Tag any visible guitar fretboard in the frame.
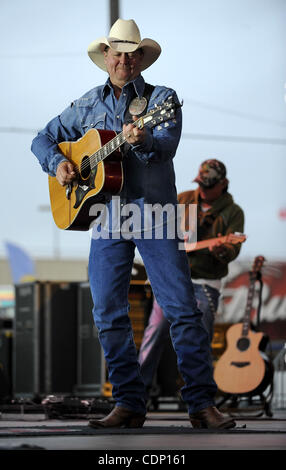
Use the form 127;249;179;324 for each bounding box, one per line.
89;132;126;169
241;279;256;336
185;236;228;252
79;96;176;174
241;256;264;337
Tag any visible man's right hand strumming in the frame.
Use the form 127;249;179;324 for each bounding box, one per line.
56;161;76;186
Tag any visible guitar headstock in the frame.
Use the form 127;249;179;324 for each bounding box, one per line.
137;96;182;131
225;232;247;245
251;255;265;274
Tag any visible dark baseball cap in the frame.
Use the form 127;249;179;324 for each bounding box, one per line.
193;159;227;188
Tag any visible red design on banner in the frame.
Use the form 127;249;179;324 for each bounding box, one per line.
279;208;286;220
217;261;286;341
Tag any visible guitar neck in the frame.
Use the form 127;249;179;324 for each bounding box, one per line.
241;281;256;336
86;97;177;171
241;256;265;337
185;235;228;252
89;128;128;170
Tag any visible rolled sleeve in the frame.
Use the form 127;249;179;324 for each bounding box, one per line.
31;103;81;176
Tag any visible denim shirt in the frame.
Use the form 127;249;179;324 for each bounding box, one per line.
31;75;182;234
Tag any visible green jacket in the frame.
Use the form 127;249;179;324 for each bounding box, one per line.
178;188;245;280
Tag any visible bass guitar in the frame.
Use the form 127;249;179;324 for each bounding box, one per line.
214;255;272;395
48;96;180;230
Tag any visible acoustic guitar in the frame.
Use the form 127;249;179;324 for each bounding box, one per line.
48;96;180;230
214;255;270;395
184;232;246;252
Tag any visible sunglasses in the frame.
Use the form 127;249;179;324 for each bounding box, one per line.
198;182;219;190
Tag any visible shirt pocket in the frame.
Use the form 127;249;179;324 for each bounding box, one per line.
81;112;106;133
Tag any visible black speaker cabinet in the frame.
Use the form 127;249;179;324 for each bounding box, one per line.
13;282;46;398
43;282;78;395
13;281;78;398
0;320;13;399
74;283;105;396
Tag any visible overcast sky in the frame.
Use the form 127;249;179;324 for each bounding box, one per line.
1;0;286;264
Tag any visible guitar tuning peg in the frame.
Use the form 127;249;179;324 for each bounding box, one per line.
164;122;169;127
157;125;162;130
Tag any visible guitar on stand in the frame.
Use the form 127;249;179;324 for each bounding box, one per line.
214;256;274;415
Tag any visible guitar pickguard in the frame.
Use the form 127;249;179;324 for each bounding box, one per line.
73;166;97;209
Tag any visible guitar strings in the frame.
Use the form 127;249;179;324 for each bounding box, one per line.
78;112;150;174
73;119;139;175
69;101;173;175
68;129;125;175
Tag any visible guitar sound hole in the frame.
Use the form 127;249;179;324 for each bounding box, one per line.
80;156;91;180
237;337;250;351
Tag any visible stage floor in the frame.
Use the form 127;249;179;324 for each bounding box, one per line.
0;409;285;452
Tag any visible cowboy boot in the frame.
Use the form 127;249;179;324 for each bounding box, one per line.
189;406;236;429
88;406;146;429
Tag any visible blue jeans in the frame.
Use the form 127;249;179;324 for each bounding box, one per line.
138;284;220;391
88;234;217;415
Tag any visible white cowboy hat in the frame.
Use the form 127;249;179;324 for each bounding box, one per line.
87;19;161;71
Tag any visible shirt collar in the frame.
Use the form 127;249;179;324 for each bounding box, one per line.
101;74;145;100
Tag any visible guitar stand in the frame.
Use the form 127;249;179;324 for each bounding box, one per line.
216;379;274;418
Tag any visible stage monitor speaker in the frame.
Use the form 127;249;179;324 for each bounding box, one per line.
13;282;46;399
74;282;105;396
13;281;78;399
44;282;78;395
0;320;13;399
